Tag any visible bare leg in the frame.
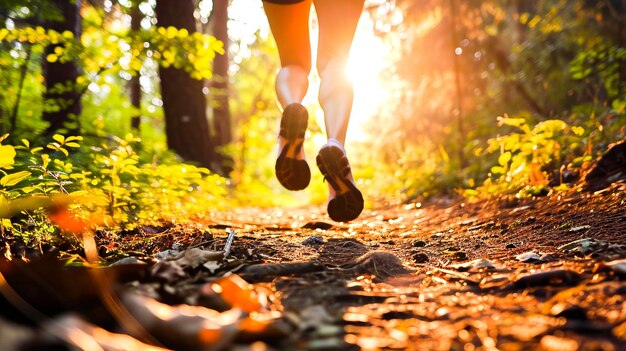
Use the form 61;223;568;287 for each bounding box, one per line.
263;0;313;108
314;0;365;221
314;0;364;144
263;0;314;190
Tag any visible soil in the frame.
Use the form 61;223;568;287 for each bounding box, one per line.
1;182;626;350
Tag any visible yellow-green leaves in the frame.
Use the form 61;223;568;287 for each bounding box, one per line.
0;145;16;168
471;113;588;199
571;126;585;136
151;26;222;80
47;134;82;157
1;171;31;187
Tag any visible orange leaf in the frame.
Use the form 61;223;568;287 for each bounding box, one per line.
47;205;90;233
213;274;262;313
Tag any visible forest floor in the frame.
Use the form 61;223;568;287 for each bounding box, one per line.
1;183;626;350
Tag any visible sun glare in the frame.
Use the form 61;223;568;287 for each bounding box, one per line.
303;14;392;143
346;16;390;141
228;3;392;144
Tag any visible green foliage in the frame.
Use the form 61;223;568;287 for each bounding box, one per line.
0;17;222;137
357;0;626;203
0;133;228;238
464;114;588;198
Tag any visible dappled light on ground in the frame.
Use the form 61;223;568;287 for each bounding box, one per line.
1;183;626;349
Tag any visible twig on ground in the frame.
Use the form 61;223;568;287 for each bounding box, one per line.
223;228;236;258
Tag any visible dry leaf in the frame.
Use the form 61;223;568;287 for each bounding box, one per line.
44;314;169;351
122;293;240;351
213;274;264;313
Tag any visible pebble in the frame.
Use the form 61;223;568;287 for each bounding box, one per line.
302;236;325;246
413;252;429;263
412;240;426;248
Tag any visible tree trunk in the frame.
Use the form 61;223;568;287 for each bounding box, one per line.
155;0;219;172
211;0;233;174
42;0;82;136
130;1;142;131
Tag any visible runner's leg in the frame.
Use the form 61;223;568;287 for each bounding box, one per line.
263;0;314;190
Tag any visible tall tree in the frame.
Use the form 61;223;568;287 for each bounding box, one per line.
42;0;82;135
210;0;233;174
130;0;142;132
155;0;219;171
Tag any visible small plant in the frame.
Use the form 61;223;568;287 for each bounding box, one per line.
0;132;228;240
465;113;587;199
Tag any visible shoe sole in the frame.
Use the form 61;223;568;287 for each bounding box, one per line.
275;104;310;191
316;146;364;222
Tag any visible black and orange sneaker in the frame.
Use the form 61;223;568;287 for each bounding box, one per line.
316;140;363;222
275;103;311;191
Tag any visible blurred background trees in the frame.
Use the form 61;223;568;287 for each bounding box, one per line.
0;0;624;207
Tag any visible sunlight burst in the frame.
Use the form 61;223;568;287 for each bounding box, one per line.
346;16;391;142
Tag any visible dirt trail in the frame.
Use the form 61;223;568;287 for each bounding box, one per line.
1;184;626;350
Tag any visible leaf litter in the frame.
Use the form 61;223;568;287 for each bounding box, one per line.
1;186;626;350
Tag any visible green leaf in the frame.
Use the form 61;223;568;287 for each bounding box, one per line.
0;145;16;168
1;171;32;187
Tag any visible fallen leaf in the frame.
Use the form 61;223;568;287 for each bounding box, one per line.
121;292;240;351
596;258;626;274
568;225;591;232
204;260;222;274
558;238;606;255
213;274;264;313
47;205;90;233
43;314;168;351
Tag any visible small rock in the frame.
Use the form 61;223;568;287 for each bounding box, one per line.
516;251;541;263
412;240;426;248
505;243;516;249
451;251;468;261
109;257;146;266
413;252;429;263
302;221;334;230
302;236;325;246
513;269;581;288
550;303;588;320
525;216;536;224
539;253;556;262
451;258;496;271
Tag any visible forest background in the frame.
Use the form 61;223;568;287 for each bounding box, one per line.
0;0;624;238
